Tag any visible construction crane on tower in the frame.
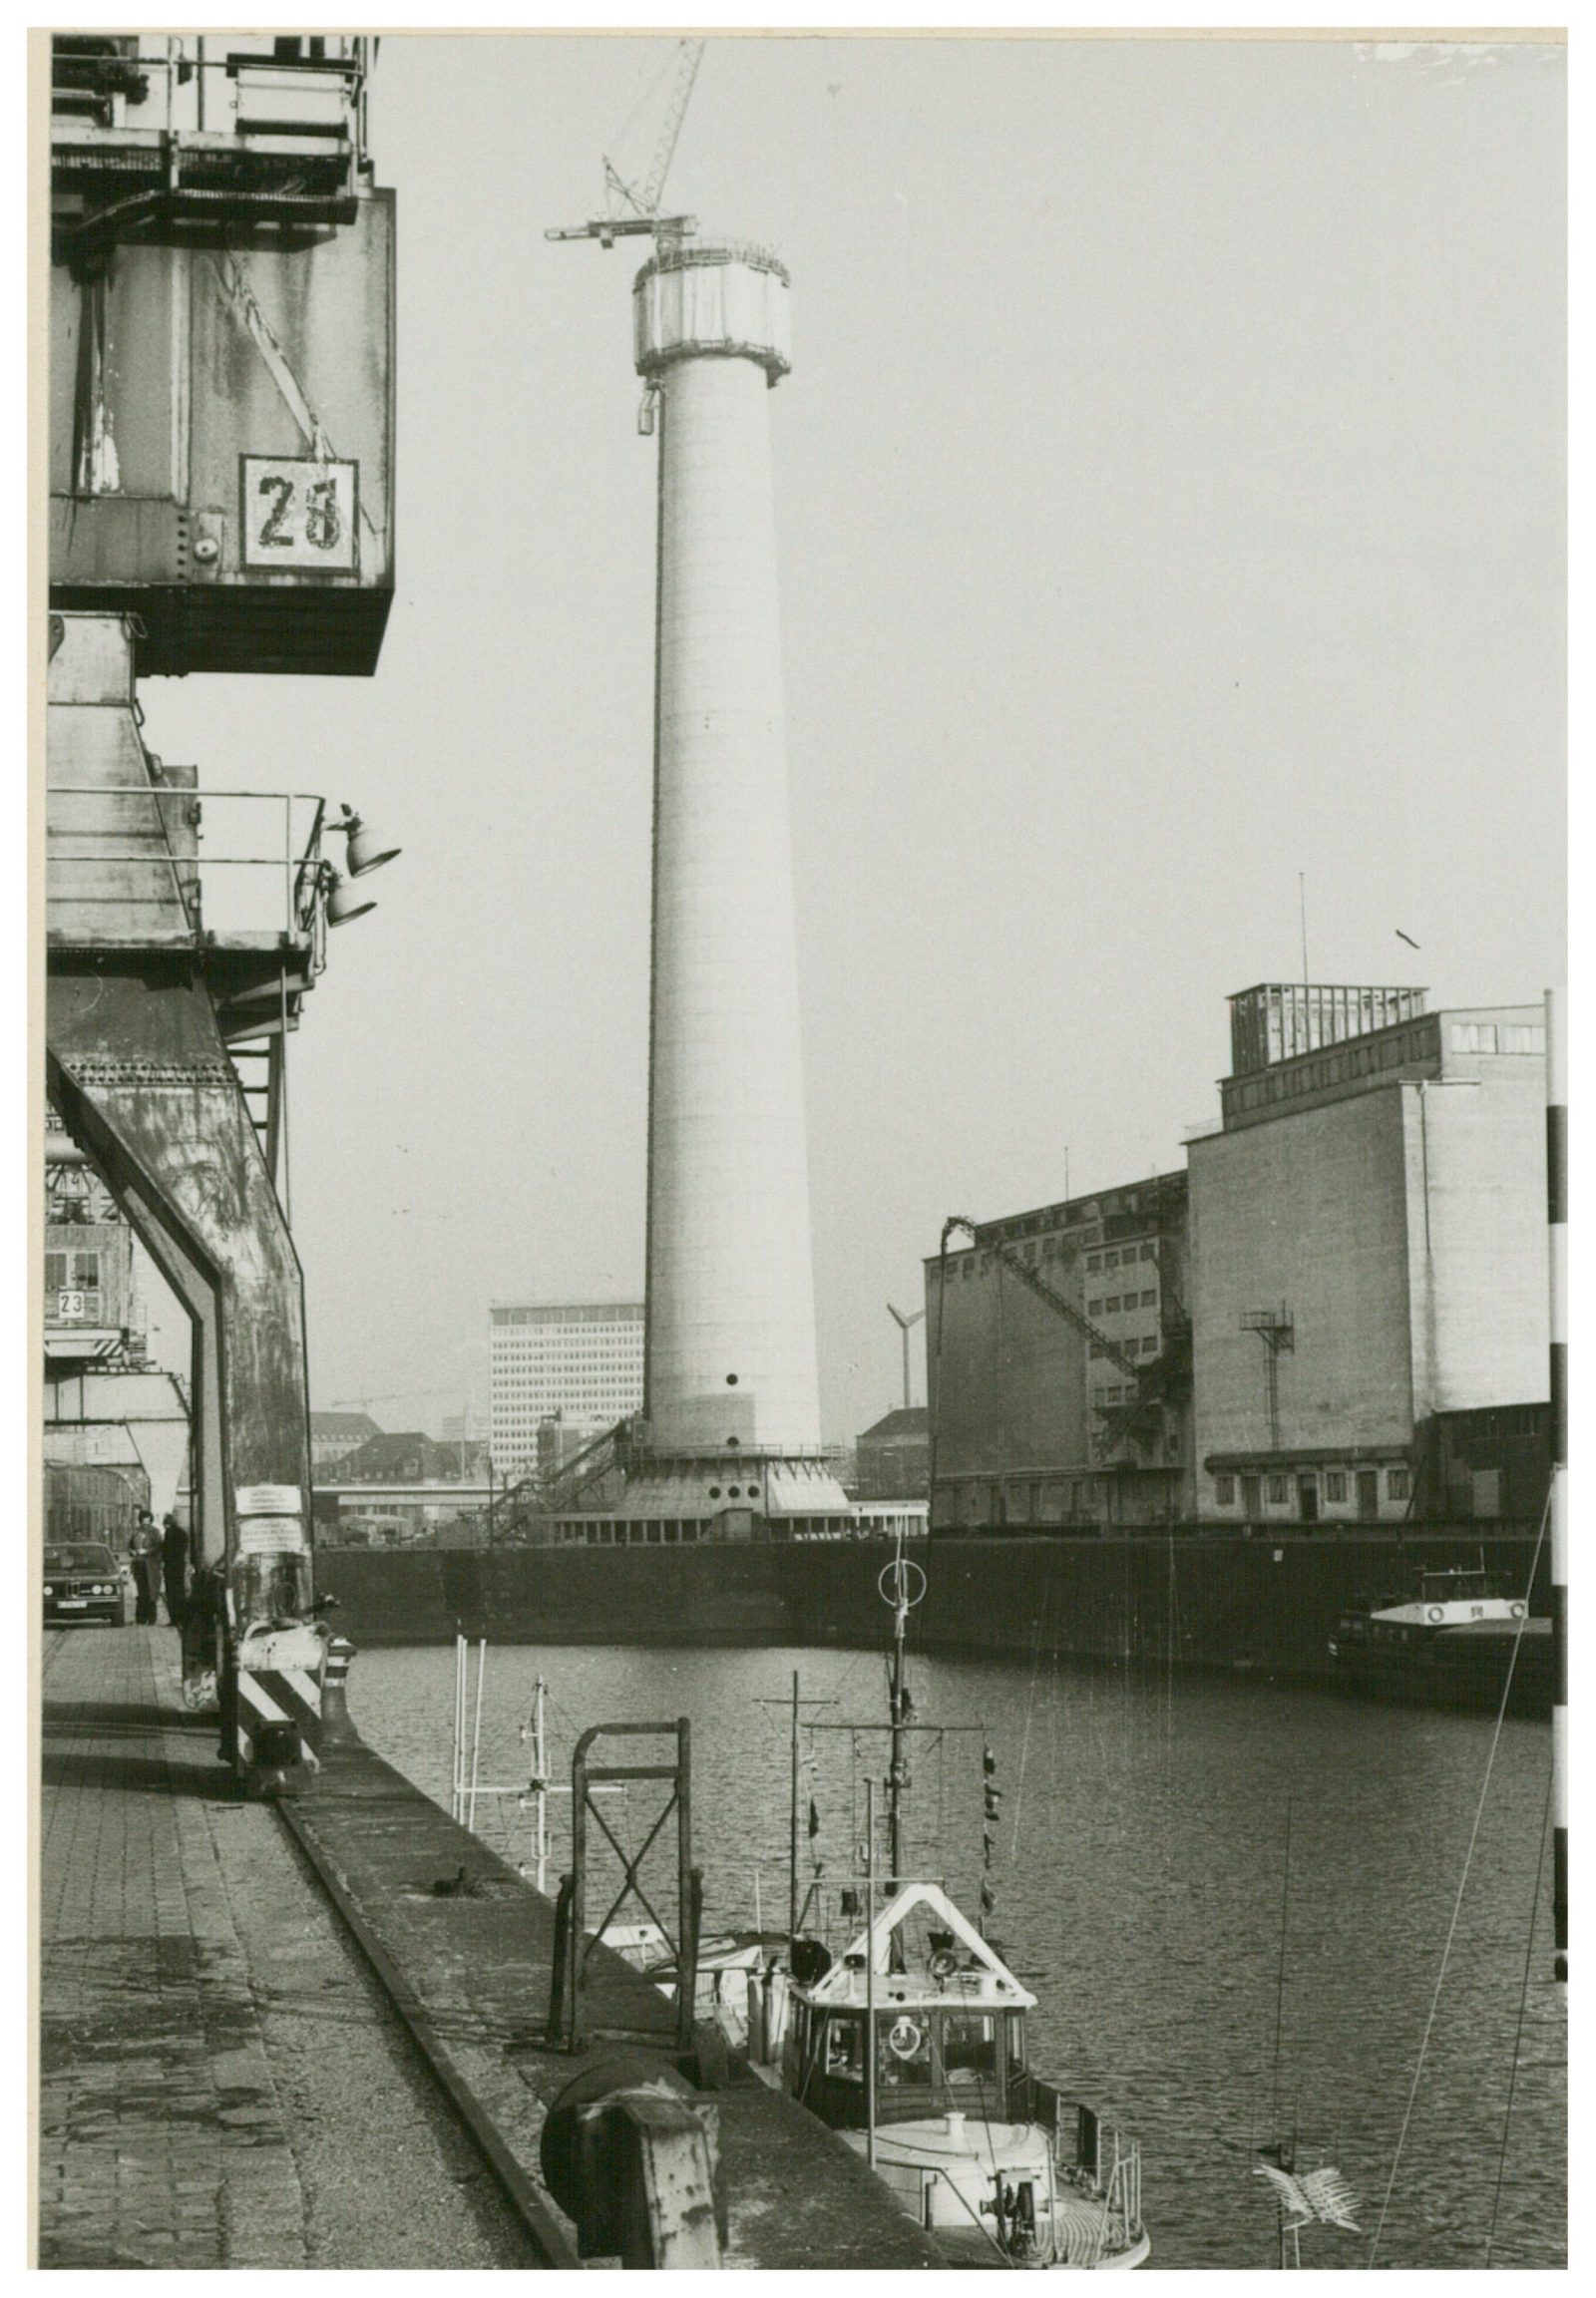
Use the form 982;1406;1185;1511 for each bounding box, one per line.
546;38;705;248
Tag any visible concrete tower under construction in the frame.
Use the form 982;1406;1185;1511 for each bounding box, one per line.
619;240;849;1528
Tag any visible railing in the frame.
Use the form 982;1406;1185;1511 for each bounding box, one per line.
47;783;329;960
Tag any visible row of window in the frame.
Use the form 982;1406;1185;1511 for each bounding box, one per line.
1211;1467;1409;1507
1449;1021;1543;1056
1089;1337;1159;1360
1087;1290;1157;1315
1086;1243;1157;1274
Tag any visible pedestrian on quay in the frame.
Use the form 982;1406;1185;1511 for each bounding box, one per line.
129;1509;162;1625
161;1512;190;1629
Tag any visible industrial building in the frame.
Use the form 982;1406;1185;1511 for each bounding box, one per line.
489;1301;644;1476
1190;985;1548;1526
925;1173;1194;1529
925;984;1549;1534
853;1407;930;1501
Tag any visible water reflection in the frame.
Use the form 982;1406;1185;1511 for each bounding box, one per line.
349;1643;1564;2270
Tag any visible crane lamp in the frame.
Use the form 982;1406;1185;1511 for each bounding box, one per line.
323;868;376;928
337;806;401;879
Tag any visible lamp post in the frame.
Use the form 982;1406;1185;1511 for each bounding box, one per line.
887;1304;925;1412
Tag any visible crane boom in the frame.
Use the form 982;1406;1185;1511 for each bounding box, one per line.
637;38;703;214
943;1216;1144;1381
547;39;705;249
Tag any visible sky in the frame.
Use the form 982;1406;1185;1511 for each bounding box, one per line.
130;32;1565;1447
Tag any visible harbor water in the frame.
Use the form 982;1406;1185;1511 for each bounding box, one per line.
349;1642;1566;2270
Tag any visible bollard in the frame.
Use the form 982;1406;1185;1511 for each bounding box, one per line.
541;2053;725;2268
319;1637;358;1745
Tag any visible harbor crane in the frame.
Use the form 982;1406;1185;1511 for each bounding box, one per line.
546;38;705;249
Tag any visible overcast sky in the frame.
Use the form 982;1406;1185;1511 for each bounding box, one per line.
134;33;1565;1446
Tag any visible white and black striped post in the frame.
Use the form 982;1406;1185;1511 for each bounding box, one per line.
1547;986;1567;1984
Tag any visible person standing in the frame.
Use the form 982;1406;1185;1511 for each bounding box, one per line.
129;1510;162;1625
161;1513;190;1629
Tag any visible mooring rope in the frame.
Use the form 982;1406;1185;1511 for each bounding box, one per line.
1366;1497;1550;2267
1483;1755;1555;2267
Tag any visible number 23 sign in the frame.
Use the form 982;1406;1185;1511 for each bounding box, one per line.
240;456;359;573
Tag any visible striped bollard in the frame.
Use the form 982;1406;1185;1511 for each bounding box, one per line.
1547;987;1567;1984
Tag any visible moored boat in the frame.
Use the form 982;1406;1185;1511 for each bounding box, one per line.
739;1544;1150;2269
1329;1567;1550;1716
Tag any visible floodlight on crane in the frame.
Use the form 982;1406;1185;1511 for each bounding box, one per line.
546;38;705;249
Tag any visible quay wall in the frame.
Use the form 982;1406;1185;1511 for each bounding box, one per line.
315;1526;1548;1680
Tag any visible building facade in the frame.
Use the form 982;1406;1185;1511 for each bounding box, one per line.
855;1407;930;1501
921;985;1548;1537
1190;990;1548;1525
925;1172;1193;1530
489;1302;645;1477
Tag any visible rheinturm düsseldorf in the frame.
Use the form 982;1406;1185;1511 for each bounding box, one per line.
586;241;851;1534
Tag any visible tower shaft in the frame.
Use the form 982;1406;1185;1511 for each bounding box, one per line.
633;244;837;1493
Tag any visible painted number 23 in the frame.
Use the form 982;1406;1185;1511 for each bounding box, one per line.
256;473;342;550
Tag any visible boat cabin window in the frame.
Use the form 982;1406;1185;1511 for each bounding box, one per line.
1004;2012;1027;2083
941;2013;998;2085
877;2012;935;2088
825;2015;865;2081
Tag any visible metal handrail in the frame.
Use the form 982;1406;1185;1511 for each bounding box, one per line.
47;782;328;956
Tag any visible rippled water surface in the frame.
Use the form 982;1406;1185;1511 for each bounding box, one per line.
349;1643;1565;2270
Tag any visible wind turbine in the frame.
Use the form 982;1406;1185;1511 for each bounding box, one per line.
887;1303;926;1411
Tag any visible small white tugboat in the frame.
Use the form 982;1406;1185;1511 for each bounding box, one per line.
744;1548;1149;2269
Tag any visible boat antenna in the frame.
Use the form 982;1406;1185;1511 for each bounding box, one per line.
1271;1798;1293;2165
880;1527;924;1893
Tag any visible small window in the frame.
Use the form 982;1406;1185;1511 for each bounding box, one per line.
1141;1336;1159;1354
1085;1254;1101;1273
1090;1343;1108;1360
1141;1289;1157;1307
1325;1471;1348;1502
940;2013;997;2085
825;2017;865;2081
1088;1299;1104;1316
1388;1467;1410;1500
1104;1251;1119;1269
1267;1475;1288;1504
45;1252;66;1290
1214;1475;1236;1505
1140;1243;1156;1262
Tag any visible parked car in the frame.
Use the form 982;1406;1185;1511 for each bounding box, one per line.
43;1543;125;1627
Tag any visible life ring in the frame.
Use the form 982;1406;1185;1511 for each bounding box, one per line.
1511;1602;1526;1620
887;2016;925;2061
1427;1606;1444;1623
929;1949;961;1984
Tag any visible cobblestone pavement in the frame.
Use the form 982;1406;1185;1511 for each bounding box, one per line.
39;1626;538;2270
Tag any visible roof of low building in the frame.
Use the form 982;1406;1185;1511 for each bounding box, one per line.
311;1410;383;1438
858;1406;930;1443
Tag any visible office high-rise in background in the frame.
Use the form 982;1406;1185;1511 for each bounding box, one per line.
490;1301;644;1478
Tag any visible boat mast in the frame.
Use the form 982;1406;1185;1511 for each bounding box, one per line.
789;1668;800;1950
886;1532;911;1887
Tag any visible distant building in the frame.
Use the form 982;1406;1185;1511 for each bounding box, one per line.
490;1301;644;1476
921;983;1548;1536
855;1406;930;1500
327;1430;467;1484
1190;986;1548;1525
926;1171;1193;1530
310;1410;382;1471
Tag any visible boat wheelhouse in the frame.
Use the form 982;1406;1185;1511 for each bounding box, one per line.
771;1878;1147;2269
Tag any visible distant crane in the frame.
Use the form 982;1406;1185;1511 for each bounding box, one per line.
546;38;705;249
